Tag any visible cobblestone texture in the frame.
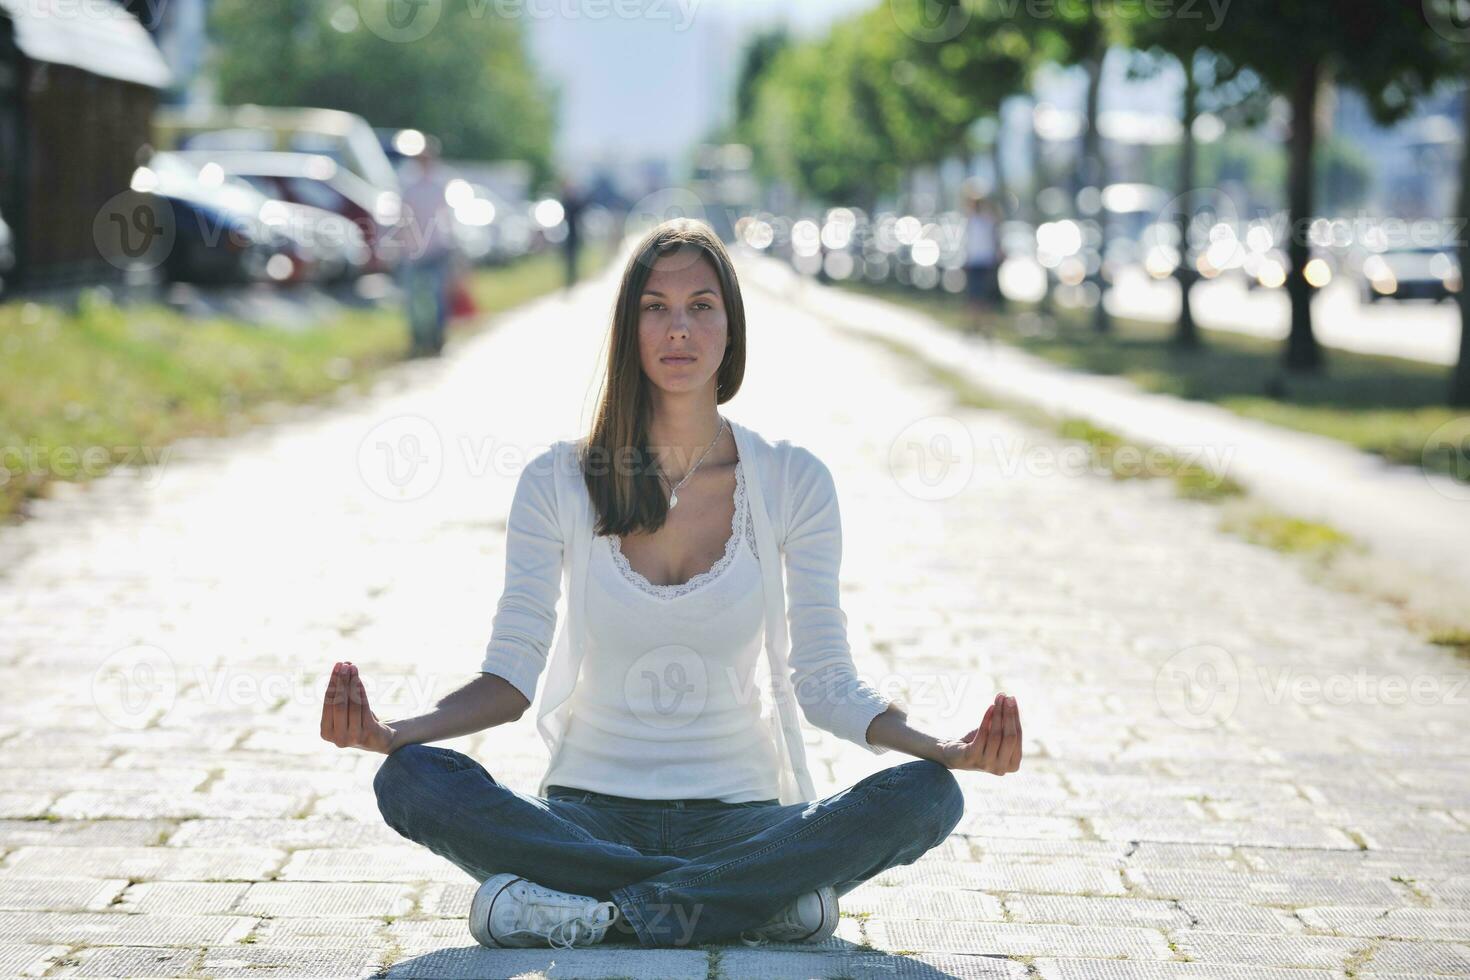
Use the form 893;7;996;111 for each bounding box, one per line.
1;254;1466;977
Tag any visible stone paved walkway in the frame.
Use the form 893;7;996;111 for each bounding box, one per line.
0;248;1467;978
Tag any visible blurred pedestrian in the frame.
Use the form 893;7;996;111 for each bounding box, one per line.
963;190;1004;337
559;177;587;294
399;135;459;355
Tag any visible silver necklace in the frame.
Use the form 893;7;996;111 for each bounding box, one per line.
658;415;727;509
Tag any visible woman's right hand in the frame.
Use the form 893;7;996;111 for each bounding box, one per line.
320;662;398;755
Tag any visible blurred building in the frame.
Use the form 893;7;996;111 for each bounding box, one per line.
121;0;214;106
0;0;171;291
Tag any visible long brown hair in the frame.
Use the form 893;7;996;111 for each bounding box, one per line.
581;218;747;537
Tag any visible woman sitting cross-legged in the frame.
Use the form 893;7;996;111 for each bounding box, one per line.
319;218;1025;950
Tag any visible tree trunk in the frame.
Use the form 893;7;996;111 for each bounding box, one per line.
1082;48;1111;333
1284;58;1323;373
1030;94;1056;318
1173;50;1200;349
990;133;1008;214
1451;82;1470;406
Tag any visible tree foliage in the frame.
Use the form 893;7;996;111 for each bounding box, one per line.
209;0;556;185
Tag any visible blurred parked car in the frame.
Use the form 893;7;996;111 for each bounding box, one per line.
1360;245;1461;303
130;153;283;285
142;153;372;285
0;208;14;296
155;105;400;197
168;150;404;274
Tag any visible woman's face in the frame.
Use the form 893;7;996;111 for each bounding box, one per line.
636;251;728;397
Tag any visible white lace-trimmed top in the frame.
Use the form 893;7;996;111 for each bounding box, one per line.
607;458;760;598
540;458;784;802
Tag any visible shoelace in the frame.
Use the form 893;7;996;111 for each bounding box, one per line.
737;901;794;947
546;901;617;950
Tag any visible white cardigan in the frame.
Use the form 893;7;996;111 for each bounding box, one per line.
480;417;893;805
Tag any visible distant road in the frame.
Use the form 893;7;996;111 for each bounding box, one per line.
1104;266;1462;367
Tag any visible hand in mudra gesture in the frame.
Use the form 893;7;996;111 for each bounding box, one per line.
320;661;397;755
939;693;1022;775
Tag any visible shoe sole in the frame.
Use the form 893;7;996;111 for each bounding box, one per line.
746;886;840;945
806;886;839;943
469;874;521;948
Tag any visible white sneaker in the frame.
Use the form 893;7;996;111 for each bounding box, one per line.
738;885;839;946
469;873;621;949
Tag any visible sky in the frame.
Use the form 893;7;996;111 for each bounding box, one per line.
525;0;874;173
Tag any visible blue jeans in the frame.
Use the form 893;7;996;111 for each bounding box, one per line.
372;743;965;947
401;252;452;352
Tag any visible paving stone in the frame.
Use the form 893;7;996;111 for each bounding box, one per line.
1358;937;1470;974
865;919;1173;958
839;886;1005;920
1;845;283;881
0;942;70;977
44;945;200;977
277;847;469;883
0;877;126;912
1297;904;1470;941
958;802;1091;830
111;881;250;915
1127;868;1406;905
0;794;57;818
209;770;362;797
49;790;309;821
166;817;403;850
870;862;1126;896
717;949;1029;978
0;819;176;849
1122;843;1247;872
0;911;255;946
250;916;391;948
969;838;1130;863
311;791;391;821
417;881;476;918
235;882;415;918
1066;775;1307;804
1171;929;1369;968
1176;900;1303;934
379;946;709;979
1234;845;1470;877
1005;894;1192;929
0;769;210;794
1423;875;1470;907
195;944;384;979
1033;960;1344;979
1089;817;1359;850
106;747;363;774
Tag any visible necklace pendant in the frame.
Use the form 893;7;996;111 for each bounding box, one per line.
669;492;679;508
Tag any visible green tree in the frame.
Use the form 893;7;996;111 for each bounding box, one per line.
1206;0;1452;374
1003;0;1133;333
1423;0;1470;406
1127;14;1267;350
208;0;556;187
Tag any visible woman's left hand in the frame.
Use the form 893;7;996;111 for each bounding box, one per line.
936;693;1022;775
